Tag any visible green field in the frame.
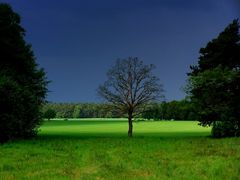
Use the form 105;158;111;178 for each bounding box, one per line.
0;120;239;179
39;119;211;137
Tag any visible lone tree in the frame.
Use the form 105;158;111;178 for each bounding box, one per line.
0;3;48;142
187;19;240;137
98;57;164;137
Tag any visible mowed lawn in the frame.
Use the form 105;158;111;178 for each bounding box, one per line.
0;120;239;179
39;119;211;137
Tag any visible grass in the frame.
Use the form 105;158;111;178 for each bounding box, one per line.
39;120;211;137
0;120;239;179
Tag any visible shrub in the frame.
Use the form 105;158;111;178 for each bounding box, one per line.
212;121;240;138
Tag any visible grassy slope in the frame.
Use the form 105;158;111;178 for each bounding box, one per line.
0;120;239;179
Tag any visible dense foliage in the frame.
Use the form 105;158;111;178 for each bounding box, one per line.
142;99;199;120
42;100;198;120
43;109;56;120
0;3;48;142
42;103;119;119
187;19;240;137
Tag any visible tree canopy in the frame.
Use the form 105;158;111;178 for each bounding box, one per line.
189;19;240;75
0;3;48;142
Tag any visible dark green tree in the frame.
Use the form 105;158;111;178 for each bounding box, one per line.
187;19;240;137
142;103;161;120
43;109;56;121
0;3;48;142
189;19;240;75
98;57;164;137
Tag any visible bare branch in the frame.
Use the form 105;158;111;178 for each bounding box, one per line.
98;57;164;117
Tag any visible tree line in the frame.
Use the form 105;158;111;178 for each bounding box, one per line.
42;100;198;120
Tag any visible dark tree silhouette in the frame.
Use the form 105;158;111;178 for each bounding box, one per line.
98;57;164;137
189;19;240;76
187;19;240;137
0;3;48;142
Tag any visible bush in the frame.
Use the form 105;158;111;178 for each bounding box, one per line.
212;121;240;138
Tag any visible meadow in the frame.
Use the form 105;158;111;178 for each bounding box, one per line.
0;120;239;179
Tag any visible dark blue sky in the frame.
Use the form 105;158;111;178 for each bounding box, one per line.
2;0;239;102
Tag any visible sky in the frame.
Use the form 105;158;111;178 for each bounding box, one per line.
1;0;240;102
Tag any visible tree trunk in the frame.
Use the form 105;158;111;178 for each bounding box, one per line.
128;110;133;137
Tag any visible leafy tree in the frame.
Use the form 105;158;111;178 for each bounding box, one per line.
98;57;164;137
0;3;48;142
187;19;240;137
189;19;240;75
43;109;56;121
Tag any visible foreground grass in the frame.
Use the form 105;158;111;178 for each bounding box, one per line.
0;120;239;179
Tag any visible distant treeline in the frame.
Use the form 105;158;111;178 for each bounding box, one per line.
42;99;199;120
